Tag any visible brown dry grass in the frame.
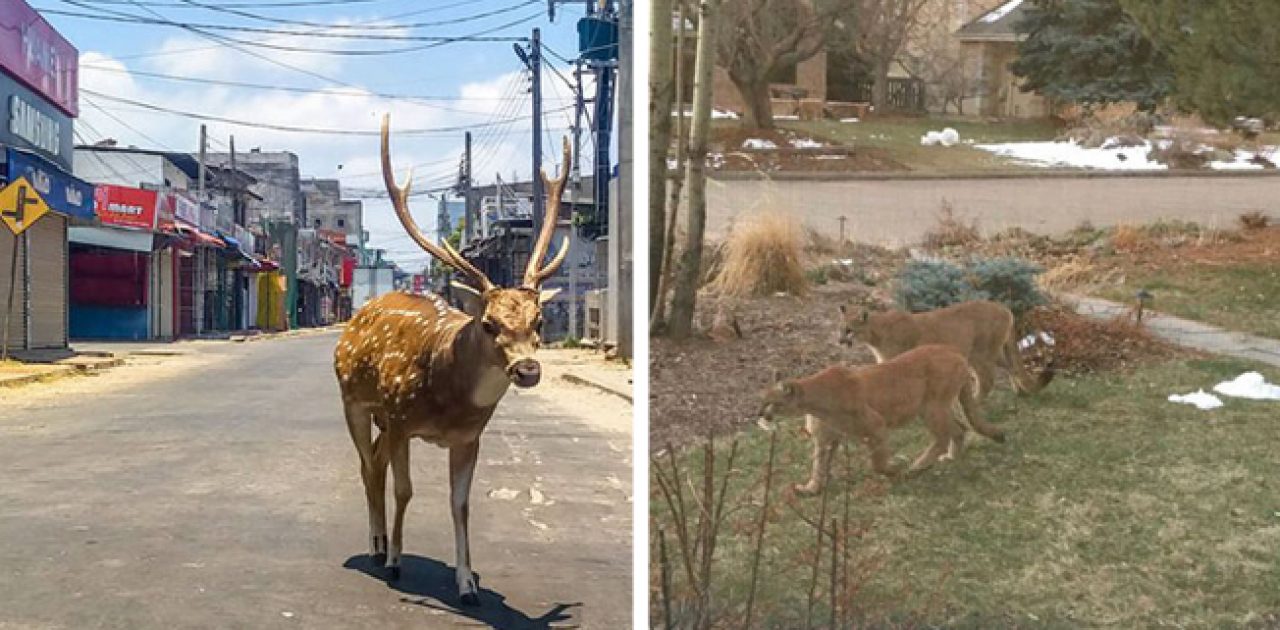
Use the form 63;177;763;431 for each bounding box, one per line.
1239;211;1270;231
1023;303;1189;375
709;211;809;298
1110;223;1146;252
1039;257;1120;292
921;200;980;250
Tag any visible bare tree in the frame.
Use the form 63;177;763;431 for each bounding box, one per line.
652;0;692;332
717;0;844;129
667;0;719;340
854;0;930;112
650;0;675;314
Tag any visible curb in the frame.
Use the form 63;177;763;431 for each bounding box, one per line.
561;372;633;403
0;365;77;388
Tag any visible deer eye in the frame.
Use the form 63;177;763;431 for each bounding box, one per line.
482;319;500;336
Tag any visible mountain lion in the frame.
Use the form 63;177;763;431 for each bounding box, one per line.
758;345;1006;495
838;300;1053;398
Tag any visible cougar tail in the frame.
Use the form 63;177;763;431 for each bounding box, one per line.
956;366;1005;443
1005;335;1055;396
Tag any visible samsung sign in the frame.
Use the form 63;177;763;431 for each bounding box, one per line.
0;73;72;170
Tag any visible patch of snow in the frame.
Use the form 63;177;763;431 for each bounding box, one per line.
982;0;1026;23
975;139;1167;170
775;114;800;121
1208;147;1279;170
1213;372;1280;400
1168;390;1224;410
488;488;521;500
840;117;860;123
713;109;739;120
789;137;825;149
666;158;678;170
742;138;777;150
814;155;847;160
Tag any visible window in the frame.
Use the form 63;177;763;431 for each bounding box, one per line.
337;218;346;228
314;218;322;227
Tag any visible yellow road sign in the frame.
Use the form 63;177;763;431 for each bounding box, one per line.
0;177;51;235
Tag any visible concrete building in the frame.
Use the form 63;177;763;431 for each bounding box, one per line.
955;0;1053;118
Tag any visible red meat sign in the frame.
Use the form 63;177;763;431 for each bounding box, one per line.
94;185;158;231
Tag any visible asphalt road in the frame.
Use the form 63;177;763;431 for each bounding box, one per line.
706;173;1280;244
0;333;632;629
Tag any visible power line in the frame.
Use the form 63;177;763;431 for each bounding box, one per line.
82;88;565;135
73;0;387;7
172;0;538;31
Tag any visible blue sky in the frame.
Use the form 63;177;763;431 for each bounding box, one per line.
35;0;594;272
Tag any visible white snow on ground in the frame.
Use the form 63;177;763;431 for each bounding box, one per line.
982;0;1025;23
775;114;800;121
1213;372;1280;400
742;138;777;150
789;138;825;149
976;140;1166;170
1168;390;1224;410
975;139;1280;171
840;117;860;123
677;107;740;119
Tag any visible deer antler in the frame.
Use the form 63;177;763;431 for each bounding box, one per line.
523;136;572;289
382;114;495;293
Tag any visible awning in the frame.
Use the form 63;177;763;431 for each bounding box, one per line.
217;232;242;251
175;221;224;248
69;226;156;252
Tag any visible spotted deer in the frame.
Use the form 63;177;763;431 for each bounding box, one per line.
334;114;569;605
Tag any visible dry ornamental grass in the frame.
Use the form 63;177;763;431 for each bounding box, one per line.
709;211;809;298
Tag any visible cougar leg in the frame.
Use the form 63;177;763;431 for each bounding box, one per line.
344;401;388;564
387;434;412;580
959;380;1006;444
911;405;953;472
858;409;901;478
450;439;482;606
795;436;837;496
975;361;996;399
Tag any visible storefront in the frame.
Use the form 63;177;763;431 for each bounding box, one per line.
69;184;158;340
0;0;79;354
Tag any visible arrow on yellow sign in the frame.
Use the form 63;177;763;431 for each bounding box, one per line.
0;176;51;235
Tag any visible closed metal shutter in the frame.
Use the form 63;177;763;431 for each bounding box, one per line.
0;228;26;351
27;214;68;349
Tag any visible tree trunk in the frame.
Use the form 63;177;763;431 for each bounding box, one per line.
871;57;891;113
651;1;689;332
733;72;775;130
668;0;719;340
649;0;675;314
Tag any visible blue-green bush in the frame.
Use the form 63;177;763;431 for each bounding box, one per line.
894;256;1046;316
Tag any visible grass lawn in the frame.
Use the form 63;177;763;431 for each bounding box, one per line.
1096;263;1280;340
785;116;1061;172
652;358;1280;627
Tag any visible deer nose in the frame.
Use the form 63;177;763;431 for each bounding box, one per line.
509;359;541;388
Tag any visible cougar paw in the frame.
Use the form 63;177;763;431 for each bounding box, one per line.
793;482;820;497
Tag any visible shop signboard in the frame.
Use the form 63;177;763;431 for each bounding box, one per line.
94;184;158;231
6;147;94;220
0;0;78;117
0;72;73;170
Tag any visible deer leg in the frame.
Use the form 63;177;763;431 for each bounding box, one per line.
367;430;394;565
386;435;412;580
344;402;388;564
449;439;482;606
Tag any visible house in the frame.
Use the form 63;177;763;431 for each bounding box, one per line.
955;0;1053;118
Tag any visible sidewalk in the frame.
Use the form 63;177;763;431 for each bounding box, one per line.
1067;294;1280;368
542;348;633;402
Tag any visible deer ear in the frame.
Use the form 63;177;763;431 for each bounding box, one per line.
450;281;484;317
538;288;562;305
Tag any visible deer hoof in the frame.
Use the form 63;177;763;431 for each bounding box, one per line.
387;566;401;581
370;553;386;567
460;592;480;607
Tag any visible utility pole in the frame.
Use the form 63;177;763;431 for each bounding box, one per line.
515;28;545;261
531;28;545;248
195;124;207;335
616;0;632;358
462;131;475;244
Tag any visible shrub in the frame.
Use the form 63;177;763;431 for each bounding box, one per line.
806;266;829;286
1239;211;1270;231
894;256;1048;316
894;259;988;313
968;257;1048;317
709;211;808;297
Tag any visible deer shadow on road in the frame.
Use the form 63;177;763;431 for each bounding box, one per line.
343;554;581;629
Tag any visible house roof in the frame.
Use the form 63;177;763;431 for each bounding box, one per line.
956;0;1028;42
